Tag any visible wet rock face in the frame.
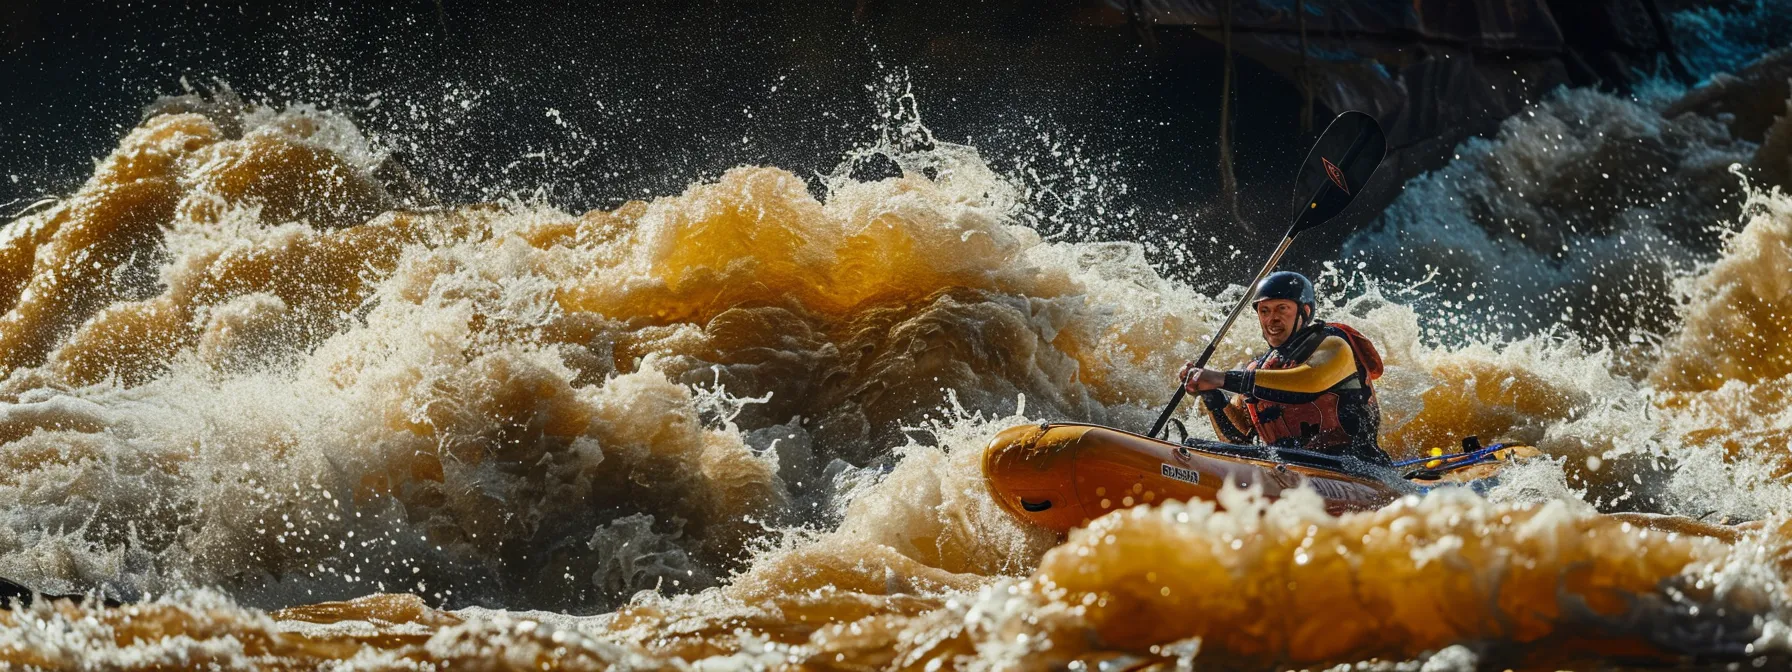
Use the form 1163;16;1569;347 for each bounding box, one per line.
1664;48;1792;189
1333;42;1792;345
1124;0;1687;171
1666;48;1792;142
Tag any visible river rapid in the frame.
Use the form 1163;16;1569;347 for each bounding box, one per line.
5;50;1792;671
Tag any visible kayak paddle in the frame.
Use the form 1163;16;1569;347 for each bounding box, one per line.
1147;111;1387;440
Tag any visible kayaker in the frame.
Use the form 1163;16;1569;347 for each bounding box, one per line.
1178;271;1391;465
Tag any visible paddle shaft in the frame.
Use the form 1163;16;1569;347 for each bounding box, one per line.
1146;230;1295;439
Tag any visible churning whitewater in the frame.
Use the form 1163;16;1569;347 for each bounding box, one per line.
3;70;1792;668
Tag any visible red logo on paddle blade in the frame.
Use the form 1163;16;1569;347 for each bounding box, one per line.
1323;157;1349;193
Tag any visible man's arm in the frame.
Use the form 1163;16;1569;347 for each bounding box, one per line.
1221;335;1356;396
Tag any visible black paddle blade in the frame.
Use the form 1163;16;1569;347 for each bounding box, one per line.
1289;111;1386;235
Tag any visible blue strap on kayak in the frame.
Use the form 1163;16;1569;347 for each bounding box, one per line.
1392;443;1507;468
1397;443;1508;480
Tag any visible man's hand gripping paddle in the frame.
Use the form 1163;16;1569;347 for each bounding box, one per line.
1147;111;1387;440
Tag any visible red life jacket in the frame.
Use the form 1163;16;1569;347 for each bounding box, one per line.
1243;322;1382;452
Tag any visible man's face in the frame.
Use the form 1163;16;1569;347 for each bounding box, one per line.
1256;299;1302;347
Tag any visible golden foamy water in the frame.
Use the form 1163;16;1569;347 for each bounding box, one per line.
0;96;1789;670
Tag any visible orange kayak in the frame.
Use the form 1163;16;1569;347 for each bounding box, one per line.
982;422;1413;534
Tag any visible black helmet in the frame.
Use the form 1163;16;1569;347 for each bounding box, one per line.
1252;271;1316;314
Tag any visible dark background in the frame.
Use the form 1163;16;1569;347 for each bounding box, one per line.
1;0;1323;287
